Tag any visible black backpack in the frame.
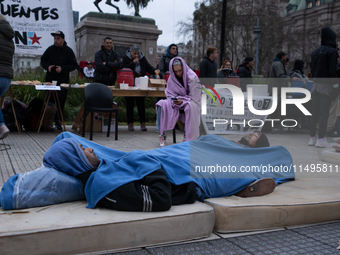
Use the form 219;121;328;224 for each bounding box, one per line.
3;100;29;132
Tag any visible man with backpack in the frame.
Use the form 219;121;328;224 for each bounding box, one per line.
236;56;253;92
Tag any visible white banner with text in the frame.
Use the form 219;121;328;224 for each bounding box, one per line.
1;0;75;55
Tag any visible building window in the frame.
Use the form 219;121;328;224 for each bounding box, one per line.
21;61;24;67
307;1;313;8
316;0;321;6
27;61;30;67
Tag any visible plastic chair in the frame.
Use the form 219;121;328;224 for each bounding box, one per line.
82;83;118;140
290;80;304;97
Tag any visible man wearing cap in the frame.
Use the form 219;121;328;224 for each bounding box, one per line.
236;56;254;92
83;61;95;81
94;37;121;86
41;30;78;130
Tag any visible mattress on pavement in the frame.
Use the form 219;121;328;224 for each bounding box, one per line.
0;201;215;255
320;147;340;165
205;178;340;233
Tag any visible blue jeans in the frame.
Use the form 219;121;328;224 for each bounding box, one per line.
156;106;161;133
0;77;11;126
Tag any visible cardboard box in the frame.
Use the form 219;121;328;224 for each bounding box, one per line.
78;114;102;133
102;118;116;132
148;79;166;90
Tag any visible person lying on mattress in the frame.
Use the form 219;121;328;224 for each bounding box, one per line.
41;132;294;212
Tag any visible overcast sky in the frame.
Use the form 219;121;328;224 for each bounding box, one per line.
71;0;197;46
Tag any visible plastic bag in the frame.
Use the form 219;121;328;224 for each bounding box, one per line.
0;166;85;210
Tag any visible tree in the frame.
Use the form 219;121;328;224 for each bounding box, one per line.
177;0;289;75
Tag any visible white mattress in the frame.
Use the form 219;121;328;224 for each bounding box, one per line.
205;178;340;233
0;201;214;255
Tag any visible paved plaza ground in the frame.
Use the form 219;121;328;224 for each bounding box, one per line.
1;126;340;254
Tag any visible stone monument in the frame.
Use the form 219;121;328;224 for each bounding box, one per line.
74;12;162;63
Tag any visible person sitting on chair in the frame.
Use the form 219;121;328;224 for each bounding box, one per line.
156;57;201;147
40;132;294;212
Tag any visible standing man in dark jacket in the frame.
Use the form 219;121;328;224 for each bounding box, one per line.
199;47;218;87
308;26;339;148
0;15;14;139
237;56;254;92
41;30;78;130
158;43;178;78
199;47;218;78
94;37;121;85
120;45;159;132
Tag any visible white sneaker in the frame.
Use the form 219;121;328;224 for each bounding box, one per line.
159;134;166;147
308;136;317;146
315;138;329;148
0;125;10;140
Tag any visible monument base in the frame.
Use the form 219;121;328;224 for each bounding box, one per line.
74;12;162;63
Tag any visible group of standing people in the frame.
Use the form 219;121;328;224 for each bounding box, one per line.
1;11;339;152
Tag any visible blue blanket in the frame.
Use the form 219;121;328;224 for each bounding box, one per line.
45;132;294;209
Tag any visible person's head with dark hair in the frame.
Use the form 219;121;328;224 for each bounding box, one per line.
276;51;286;61
293;59;304;73
242;56;254;68
167;43;178;58
103;37;113;53
206;46;218;60
238;130;270;148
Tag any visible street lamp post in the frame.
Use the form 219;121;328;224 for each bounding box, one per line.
253;17;261;75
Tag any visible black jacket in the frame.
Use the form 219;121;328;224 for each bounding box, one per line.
0;20;14;79
237;64;252;78
199;56;217;78
41;42;78;84
120;50;156;78
94;46;121;85
237;64;253;92
311;27;338;78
